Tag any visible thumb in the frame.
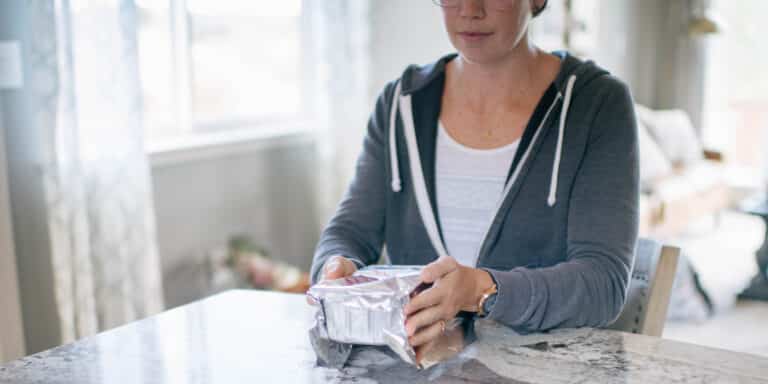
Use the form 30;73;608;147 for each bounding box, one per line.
323;256;353;280
420;256;458;283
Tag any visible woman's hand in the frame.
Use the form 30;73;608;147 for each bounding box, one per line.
306;255;359;305
403;256;494;348
320;255;358;281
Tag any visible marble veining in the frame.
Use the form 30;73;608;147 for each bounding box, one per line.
2;290;767;383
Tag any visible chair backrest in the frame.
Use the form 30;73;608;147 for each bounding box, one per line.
607;238;680;337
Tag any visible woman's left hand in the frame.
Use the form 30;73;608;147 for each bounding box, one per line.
403;256;494;347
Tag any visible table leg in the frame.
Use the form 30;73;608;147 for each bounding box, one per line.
739;217;768;301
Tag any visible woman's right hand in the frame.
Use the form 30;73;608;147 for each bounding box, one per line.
307;255;358;305
320;255;358;281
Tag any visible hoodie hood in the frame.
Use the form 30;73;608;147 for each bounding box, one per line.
387;52;610;259
398;52;609;97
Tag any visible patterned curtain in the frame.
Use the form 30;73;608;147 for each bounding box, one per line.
303;0;373;224
27;0;163;341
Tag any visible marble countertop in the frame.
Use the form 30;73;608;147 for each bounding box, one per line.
2;290;767;383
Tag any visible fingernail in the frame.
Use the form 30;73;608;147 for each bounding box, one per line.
325;260;340;272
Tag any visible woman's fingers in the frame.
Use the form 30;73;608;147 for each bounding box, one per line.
409;317;445;347
404;284;442;316
322;255;357;281
405;303;448;338
306;256;358;305
420;256;459;283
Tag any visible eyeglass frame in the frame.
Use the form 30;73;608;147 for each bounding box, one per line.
432;0;548;16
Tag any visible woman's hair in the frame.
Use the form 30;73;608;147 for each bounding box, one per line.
532;0;548;17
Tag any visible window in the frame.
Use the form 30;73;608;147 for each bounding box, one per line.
136;0;307;145
136;2;174;138
701;0;768;186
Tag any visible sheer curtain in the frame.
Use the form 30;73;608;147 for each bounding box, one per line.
26;0;163;341
0;104;26;361
303;0;373;224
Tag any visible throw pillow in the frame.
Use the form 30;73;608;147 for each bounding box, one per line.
635;104;704;167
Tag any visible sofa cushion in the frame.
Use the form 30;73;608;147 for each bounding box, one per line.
651;161;725;201
635;104;704;168
644;161;730;236
637;118;674;191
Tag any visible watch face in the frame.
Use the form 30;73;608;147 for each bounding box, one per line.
482;292;498;315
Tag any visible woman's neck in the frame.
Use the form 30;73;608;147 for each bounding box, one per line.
446;42;558;112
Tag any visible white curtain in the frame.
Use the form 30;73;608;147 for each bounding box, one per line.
303;0;374;224
0;104;26;361
27;0;163;341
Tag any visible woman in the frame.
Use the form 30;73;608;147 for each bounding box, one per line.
310;0;639;350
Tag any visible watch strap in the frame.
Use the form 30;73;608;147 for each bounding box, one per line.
477;283;498;318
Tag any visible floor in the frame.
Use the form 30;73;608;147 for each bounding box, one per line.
658;211;768;357
664;299;768;357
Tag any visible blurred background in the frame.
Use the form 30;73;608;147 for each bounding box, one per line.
1;0;767;363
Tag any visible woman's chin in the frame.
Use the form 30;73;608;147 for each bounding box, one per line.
456;49;509;66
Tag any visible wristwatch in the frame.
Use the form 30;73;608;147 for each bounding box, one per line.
477;283;498;318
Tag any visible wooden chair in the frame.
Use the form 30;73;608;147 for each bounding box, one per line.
607;238;680;337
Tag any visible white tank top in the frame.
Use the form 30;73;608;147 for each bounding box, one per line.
435;122;520;267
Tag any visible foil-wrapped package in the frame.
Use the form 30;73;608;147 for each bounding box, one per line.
307;265;474;369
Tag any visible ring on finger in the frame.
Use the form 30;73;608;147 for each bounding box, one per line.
439;319;446;334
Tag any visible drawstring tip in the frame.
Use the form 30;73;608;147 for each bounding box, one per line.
547;196;556;207
391;180;402;192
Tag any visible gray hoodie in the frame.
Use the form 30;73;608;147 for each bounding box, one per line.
311;52;639;333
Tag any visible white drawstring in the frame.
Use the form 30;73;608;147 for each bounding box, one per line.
391;73;576;220
389;73;576;261
548;75;577;207
400;93;450;258
387;81;448;256
389;81;402;192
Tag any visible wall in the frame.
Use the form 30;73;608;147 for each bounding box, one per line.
151;137;321;308
368;0;453;100
594;0;707;129
593;0;656;104
653;0;708;130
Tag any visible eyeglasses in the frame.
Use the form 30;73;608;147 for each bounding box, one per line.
432;0;518;11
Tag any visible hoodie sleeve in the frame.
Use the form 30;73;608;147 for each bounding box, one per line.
309;82;397;284
485;77;639;332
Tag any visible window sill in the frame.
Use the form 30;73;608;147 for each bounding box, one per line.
147;122;315;168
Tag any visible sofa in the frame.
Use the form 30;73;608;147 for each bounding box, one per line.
635;105;733;237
